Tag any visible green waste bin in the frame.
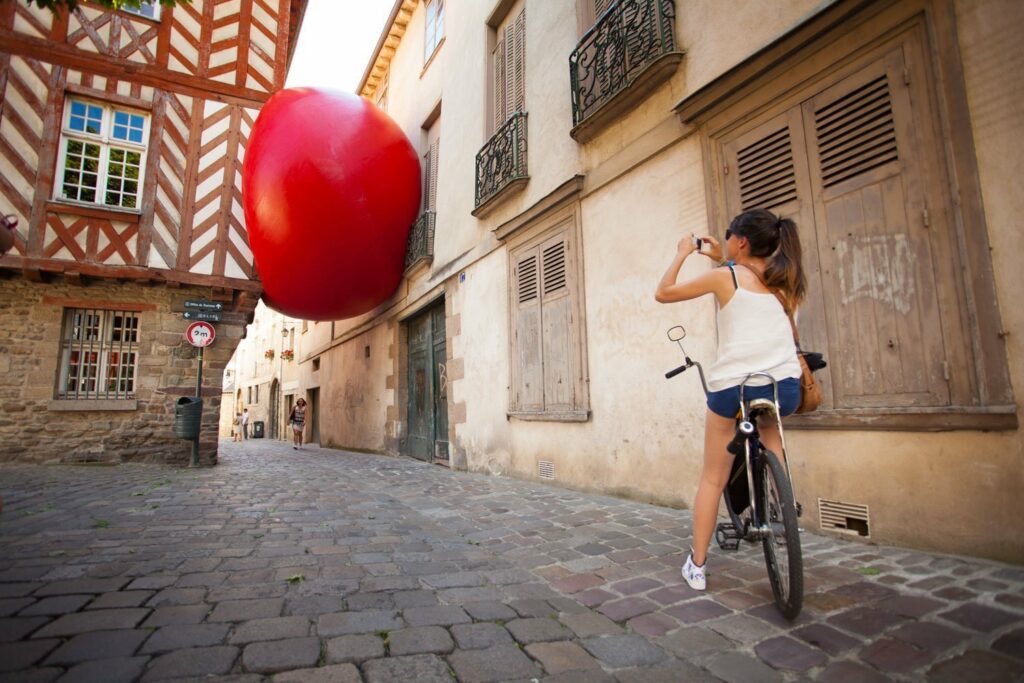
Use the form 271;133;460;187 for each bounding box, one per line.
174;396;203;439
252;421;265;438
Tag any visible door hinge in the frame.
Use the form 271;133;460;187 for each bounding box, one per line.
922;208;930;228
723;163;729;176
903;67;910;85
941;361;951;382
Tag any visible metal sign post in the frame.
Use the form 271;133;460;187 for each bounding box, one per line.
184;321;216;467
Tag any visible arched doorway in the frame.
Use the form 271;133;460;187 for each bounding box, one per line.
269;379;280;439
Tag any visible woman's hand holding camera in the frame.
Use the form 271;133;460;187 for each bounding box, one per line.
677;233;723;262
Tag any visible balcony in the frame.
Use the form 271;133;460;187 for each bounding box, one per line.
569;0;684;143
472;112;528;218
405;210;435;272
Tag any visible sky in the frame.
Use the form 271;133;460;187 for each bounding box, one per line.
285;0;396;92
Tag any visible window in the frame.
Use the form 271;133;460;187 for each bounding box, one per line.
56;97;149;210
424;0;445;62
57;309;139;400
255;385;260;404
375;72;388;112
247;386;252;404
492;5;526;132
121;1;160;20
509;216;589;420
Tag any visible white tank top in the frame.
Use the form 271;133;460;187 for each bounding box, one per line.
706;268;802;392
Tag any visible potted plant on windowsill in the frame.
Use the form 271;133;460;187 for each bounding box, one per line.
281;349;295;361
264;349;275;360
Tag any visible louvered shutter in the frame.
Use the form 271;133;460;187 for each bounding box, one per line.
492;39;505;131
539;233;574;410
594;0;611;18
503;25;517;120
422;148;433;213
512;9;526;114
802;49;949;409
428;138;439;212
513;248;543;410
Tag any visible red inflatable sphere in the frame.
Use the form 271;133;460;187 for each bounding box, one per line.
243;88;421;320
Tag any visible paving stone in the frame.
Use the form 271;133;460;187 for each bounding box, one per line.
993;628;1024;661
450;622;514;650
875;594;944;618
609;577;662;595
403;604;470;627
284;595;346;616
140;623;231;653
509;598;557;617
324;633;386;663
32;608;149;638
18;595;92;617
706;651;783;683
0;639;60;672
86;591;153;610
207;598;283;622
228;615;309;644
448;645;542;682
525;641;602;675
0;669;62;683
551;573;606;594
56;656;148;683
581;634;667;667
791;623;860;655
363;654;454;682
146;589;206;608
393;590;439;609
140;646;239;681
560;611;622;638
664;599;731;624
125;576;177;591
575;588;617;607
461;600;517;622
505;617;572;644
926;649;1024;683
754;636;827;672
542;670;616;683
0;617;46;642
815;661;892;683
241;636;320;674
825;606;906;637
138;604;209;628
626;611;678;637
273;663;363;683
598;596;657;622
0;598;35;617
317;609;404;636
859;637;936;673
42;629;148;665
345;591;395;611
938;603;1019;632
889;621;970;652
614;661;722;683
33;579;127;597
388;625;454;655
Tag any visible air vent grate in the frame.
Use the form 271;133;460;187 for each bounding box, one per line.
737;127;797;211
538;460;555;480
818;498;870;537
815;74;898;188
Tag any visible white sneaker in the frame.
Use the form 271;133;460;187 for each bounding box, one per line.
682;553;706;591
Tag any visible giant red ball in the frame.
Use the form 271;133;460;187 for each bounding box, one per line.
243;88;421;320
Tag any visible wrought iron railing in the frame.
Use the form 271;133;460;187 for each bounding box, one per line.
569;0;677;127
474;112;528;209
405;210;435;270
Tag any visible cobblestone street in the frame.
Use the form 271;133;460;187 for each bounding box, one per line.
1;439;1022;682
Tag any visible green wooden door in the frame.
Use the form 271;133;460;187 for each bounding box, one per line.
407;301;448;462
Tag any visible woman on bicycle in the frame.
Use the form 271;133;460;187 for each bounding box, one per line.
655;208;807;591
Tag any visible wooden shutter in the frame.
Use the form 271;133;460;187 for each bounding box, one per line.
428;137;439;212
492;39;505;131
513;248;543;410
802;49;950;409
539;233;574;411
422;148;433;212
594;0;611;18
512;9;526;114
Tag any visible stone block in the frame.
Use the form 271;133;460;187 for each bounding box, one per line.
139;623;231;654
229;616;309;644
207;598;283;622
273;664;362;683
325;634;386;664
363;654;454;683
506;617;571;644
59;657;148;683
525;641;602;675
44;629;150;665
402;605;470;627
32;608;149;638
317;610;404;637
18;595;92;616
451;622;514;650
141;646;239;681
0;639;60;672
448;645;542;682
241;636;320;674
582;634;667;668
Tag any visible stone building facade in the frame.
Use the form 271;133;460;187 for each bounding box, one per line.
0;1;307;465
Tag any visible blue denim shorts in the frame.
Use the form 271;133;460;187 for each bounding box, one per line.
707;377;800;419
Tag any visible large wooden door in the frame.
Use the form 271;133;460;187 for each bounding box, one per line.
407;301;448;462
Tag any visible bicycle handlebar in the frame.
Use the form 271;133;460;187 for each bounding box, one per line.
665;363;689;379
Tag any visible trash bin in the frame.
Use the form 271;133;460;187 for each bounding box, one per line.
173;396;203;439
252;420;265;438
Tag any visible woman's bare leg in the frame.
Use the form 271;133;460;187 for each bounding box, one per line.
691;410;738;566
758;418;784;463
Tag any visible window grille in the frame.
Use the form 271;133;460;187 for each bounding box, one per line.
58;308;139;399
121;0;160;20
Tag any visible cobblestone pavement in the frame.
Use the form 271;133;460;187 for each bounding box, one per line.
1;439;1023;683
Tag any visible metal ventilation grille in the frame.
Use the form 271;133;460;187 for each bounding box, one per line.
815;74;898;188
538;460;555;480
542;241;566;295
518;255;538;303
737;127;797;210
819;498;870;537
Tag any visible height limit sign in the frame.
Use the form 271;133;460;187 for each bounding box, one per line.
185;321;216;348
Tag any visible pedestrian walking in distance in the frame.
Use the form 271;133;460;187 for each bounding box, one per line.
241;408;250;440
654;208;807;591
289;398;307;450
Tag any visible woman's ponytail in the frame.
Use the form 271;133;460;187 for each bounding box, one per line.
763;217;806;310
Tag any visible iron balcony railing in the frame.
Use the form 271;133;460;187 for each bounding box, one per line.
570;0;677;127
474;111;528;210
405;210;435;270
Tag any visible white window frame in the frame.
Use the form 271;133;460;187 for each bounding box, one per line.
424;0;445;63
54;96;150;212
57;308;140;400
121;1;161;21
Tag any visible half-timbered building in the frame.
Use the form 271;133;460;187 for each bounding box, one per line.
0;0;306;465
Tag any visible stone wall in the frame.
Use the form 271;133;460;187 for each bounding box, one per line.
0;275;253;466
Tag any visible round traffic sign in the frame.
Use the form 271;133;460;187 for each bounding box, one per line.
185;321;216;347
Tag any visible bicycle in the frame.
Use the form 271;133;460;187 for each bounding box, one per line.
665;325;804;620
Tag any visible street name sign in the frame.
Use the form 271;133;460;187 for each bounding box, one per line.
185;321;216;347
184;299;223;311
183;310;221;322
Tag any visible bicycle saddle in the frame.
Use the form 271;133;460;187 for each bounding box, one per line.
747;398;778;420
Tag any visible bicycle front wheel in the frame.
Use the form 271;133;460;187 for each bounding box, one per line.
758;448;803;620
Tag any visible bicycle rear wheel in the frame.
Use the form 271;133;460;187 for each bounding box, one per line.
758;448;803;619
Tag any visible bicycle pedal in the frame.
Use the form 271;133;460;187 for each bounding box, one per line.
796;501;803;518
715;522;742;551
